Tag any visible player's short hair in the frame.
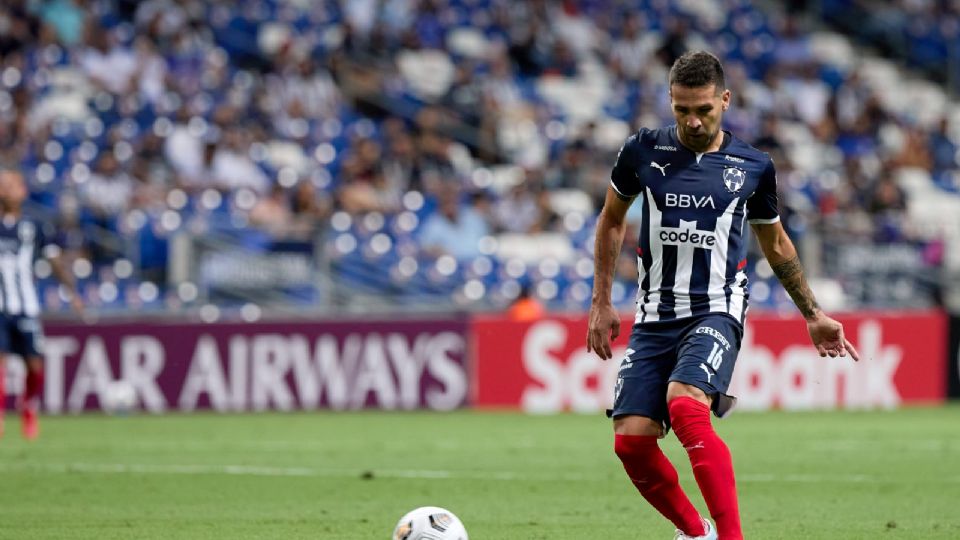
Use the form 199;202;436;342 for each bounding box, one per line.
669;50;725;93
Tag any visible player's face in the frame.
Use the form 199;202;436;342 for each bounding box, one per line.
669;84;730;152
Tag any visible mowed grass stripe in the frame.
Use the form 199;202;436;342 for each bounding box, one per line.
0;461;959;486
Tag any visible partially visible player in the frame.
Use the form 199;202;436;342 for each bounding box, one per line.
0;167;83;439
587;51;858;539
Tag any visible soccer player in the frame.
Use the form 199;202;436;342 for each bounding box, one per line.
587;51;859;540
0;167;83;439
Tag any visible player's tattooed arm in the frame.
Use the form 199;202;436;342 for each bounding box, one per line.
754;222;858;360
591;189;631;305
770;255;821;320
588;186;634;359
752;221;823;321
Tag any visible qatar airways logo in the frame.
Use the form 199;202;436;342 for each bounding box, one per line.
659;224;717;247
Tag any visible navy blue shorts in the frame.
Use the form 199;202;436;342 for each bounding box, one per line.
607;313;743;428
0;316;45;359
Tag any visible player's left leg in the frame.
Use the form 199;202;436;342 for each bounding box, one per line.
21;356;43;440
667;314;744;540
11;317;45;440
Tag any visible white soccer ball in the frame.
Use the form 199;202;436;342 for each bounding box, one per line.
102;380;137;415
392;506;468;540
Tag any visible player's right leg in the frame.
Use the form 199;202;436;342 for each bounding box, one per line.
667;314;745;540
608;324;706;537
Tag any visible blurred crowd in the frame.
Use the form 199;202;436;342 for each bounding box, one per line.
821;0;960;90
0;0;956;313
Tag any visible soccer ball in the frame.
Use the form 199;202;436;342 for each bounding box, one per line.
102;380;137;415
392;506;468;540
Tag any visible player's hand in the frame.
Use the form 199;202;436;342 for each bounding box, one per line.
587;301;620;360
806;314;859;361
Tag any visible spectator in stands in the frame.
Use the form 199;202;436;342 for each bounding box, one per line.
80;24;138;95
418;183;490;260
494;182;539;234
265;54;340;121
82;151;133;221
132;36;168;105
610;14;656;82
868;173;908;216
36;0;85;45
249;184;293;238
752;114;785;155
337;137;402;214
290;179;330;236
0;1;40;59
531;189;562;233
773;15;814;70
211;127;269;194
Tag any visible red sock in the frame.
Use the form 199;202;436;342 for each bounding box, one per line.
614;434;706;536
0;365;5;414
669;397;742;540
24;368;43;412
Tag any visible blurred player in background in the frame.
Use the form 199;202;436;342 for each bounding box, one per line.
0;167;83;439
587;51;859;539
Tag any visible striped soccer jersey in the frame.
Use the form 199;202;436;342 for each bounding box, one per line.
0;215;57;318
610;125;780;325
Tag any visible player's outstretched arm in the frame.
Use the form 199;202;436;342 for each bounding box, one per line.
587;187;633;360
751;221;860;361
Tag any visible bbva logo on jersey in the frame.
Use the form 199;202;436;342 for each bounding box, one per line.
665;193;715;209
722;167;746;193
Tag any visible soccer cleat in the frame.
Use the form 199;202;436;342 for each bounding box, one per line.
674;517;717;540
21;408;38;440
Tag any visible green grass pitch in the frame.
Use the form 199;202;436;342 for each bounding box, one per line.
0;406;958;539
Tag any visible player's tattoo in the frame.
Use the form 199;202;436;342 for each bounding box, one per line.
771;256;820;319
771;256;802;280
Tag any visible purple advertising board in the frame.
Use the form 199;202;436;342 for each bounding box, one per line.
6;318;469;414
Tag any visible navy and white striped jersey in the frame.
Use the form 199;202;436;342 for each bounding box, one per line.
0;215;57;318
610;125;779;325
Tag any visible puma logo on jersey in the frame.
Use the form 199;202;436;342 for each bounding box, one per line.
650;162;670;176
699;363;714;383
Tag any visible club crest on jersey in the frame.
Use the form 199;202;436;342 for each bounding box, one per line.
722;167;746;193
